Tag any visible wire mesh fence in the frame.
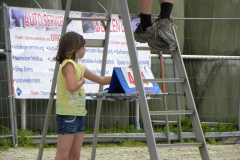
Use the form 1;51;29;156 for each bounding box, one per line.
0;4;16;146
174;19;240;125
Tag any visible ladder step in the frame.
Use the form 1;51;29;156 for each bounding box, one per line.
130;14;159;19
68;17;110;22
157;143;203;148
143;78;185;83
152;120;177;126
150;110;194;116
136;46;176;51
85;39;105;48
85;92;184;97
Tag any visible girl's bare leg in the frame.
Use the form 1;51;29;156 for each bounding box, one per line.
68;132;84;160
55;134;75;160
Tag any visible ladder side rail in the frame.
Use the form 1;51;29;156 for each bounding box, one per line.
118;1;159;160
143;78;185;83
91;99;103;160
99;0;113;90
171;27;210;160
172;57;183;143
37;1;72;159
91;1;113;160
69;17;109;21
159;53;170;143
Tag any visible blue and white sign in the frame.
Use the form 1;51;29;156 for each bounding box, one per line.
108;66;162;94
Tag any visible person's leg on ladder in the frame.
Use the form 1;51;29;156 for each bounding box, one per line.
160;0;174;20
158;0;176;46
139;0;153;31
134;0;154;44
134;0;176;50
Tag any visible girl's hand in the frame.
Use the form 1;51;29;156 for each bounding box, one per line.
84;68;111;85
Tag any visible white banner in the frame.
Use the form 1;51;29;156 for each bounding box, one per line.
8;7;150;99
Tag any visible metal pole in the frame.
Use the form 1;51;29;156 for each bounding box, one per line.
128;14;240;20
174;18;240;20
238;85;240;131
91;99;102;160
151;54;240;60
2;2;17;146
172;26;210;159
172;58;182;143
6;6;18;144
12;97;17;144
20;99;27;131
37;0;72;159
118;0;159;159
135;100;141;131
91;1;113;160
37;49;59;159
159;52;170;144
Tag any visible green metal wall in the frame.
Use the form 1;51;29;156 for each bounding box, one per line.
183;0;240;122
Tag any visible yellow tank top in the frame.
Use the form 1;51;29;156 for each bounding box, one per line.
56;59;87;116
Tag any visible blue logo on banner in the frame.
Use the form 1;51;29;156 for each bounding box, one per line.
16;87;22;96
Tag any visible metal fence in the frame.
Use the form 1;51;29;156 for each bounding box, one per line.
0;3;17;146
173;18;240;126
1;4;240;146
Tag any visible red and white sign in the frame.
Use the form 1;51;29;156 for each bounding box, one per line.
121;66;154;88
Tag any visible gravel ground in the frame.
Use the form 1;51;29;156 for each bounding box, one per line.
0;144;240;160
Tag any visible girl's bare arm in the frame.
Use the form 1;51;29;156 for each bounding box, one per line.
62;62;85;93
84;68;111;85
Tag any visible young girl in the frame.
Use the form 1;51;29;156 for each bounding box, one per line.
54;31;111;160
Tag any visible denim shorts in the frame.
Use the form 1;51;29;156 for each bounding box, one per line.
56;114;85;135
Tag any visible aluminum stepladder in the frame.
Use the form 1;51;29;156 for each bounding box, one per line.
115;1;210;160
37;0;210;160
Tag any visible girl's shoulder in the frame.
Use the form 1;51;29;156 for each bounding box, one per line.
61;59;80;69
61;59;86;73
62;59;75;66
